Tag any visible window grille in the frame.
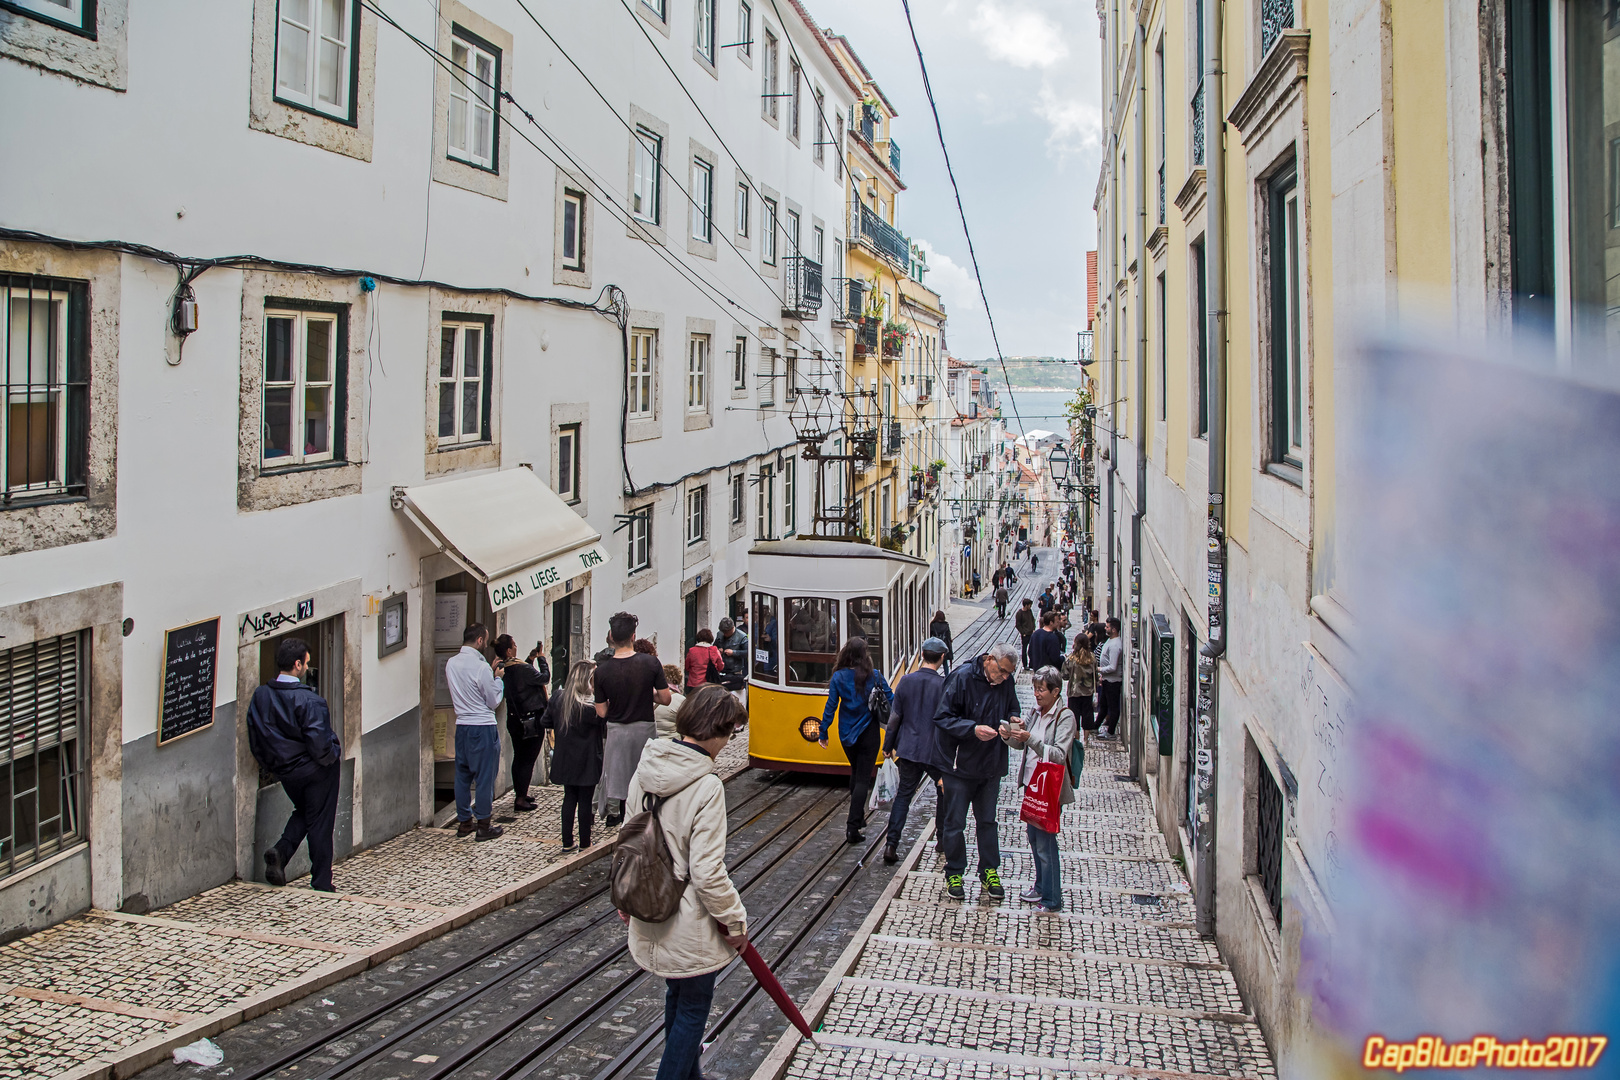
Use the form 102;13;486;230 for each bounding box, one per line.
1261;0;1294;57
0;631;88;879
3;275;88;503
1256;753;1284;924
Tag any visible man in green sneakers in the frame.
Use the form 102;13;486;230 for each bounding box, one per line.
929;642;1021;901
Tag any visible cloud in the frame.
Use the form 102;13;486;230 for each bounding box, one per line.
913;238;993;358
1034;86;1103;158
969;2;1070;69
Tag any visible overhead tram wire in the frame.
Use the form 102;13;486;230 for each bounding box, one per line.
894;0;1029;440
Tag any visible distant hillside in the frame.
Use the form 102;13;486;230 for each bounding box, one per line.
984;356;1083;390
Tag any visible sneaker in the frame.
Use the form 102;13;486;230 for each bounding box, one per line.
1018;885;1042;903
882;843;899;865
980;868;1006;900
561;841;578;853
455;819;477;838
1038;904;1064;914
945;874;966;900
263;849;287;887
475;819;504;841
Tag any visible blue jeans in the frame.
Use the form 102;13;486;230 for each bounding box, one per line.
656;969;718;1080
1027;822;1063;910
454;724;500;822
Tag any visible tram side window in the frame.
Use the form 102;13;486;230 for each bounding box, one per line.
753;593;779;682
848;596;883;674
785;597;840;687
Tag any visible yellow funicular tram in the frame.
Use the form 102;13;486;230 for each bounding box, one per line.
746;538;935;773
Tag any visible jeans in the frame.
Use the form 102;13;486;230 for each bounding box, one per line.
1027;822;1063;910
454;724;501;822
1097;681;1122;735
939;774;1001;878
839;719;883;838
273;760;341;891
507;717;545;801
885;756;942;848
656;969;718;1080
560;783;595;847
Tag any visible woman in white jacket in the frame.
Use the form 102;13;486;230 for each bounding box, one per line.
623;684;748;1080
1003;666;1076;912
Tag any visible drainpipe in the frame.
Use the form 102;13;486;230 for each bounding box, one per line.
1104;0;1119;624
1130;19;1148;783
1194;0;1226;940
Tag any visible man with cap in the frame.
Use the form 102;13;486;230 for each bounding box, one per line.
879;636;950;864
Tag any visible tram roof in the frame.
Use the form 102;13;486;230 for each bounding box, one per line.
747;538;931;567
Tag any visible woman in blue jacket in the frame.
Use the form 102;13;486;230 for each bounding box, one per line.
817;637;894;844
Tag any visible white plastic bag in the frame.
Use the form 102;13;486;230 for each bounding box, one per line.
870;758;900;810
172;1037;224;1066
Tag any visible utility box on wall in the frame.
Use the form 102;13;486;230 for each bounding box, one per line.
1150;613;1174;754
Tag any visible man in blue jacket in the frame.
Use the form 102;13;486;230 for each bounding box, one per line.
1027;610;1066;672
880;637;949;865
930;642;1021;900
246;638;342;891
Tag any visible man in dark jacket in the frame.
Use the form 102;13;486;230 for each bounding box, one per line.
1014;599;1037;669
1028;610;1065;671
930;643;1021;901
247;637;342;891
881;637;949;865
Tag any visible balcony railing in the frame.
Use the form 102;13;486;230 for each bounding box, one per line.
883;421;902;456
783;255;823;316
856;203;910;266
844;277;867;321
1261;0;1294;56
886;137;901;176
854;316;880;356
1191;83;1205;166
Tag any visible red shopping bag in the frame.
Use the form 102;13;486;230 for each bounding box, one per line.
1018;760;1065;834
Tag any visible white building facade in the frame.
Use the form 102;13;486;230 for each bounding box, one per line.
0;0;856;933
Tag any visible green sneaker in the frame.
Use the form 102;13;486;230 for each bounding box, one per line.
980;868;1006;900
945;874;965;900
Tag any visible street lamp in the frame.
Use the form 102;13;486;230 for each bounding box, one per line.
1048;445;1070;485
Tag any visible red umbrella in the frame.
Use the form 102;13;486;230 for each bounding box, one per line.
717;921;818;1043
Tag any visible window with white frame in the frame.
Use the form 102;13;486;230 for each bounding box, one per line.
1267;165;1303;473
784;352;798;403
691;159;714;242
762;28;779;119
758;348;776;407
2;276;87;500
447;30;499;171
788;59;802;140
633;127;662;224
557;423;580;503
275;0;357;120
264;307;341;466
737;0;752;56
695;0;715;62
813;88;826;164
756;462;775;538
786;209;800;256
641;0;666;18
812;224;824;265
629;330;655;420
688;334;709;411
835;114;844;181
762;197;778;264
437;318;490;447
686;485;707;544
561;189;586;272
735;182;750;237
783;456;795;533
733;334;747;389
731;472;745;523
627;505;652;571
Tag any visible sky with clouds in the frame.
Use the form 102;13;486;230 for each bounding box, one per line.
806;0;1102;364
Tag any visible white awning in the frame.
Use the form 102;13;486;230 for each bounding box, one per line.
396;469;608;613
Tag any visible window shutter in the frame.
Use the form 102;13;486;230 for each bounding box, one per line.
0;633;86;766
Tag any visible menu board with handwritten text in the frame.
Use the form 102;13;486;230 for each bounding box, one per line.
159;617;220;745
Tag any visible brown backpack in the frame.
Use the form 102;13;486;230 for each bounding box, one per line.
612;790;688;922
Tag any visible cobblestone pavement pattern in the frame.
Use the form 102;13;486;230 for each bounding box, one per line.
775;549;1276;1080
0;730;752;1078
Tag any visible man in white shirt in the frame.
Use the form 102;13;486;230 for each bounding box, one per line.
447;622;509;840
1096;617;1124;739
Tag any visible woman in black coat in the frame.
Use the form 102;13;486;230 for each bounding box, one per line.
928;610;954;668
495;635;550;812
541;660;606;850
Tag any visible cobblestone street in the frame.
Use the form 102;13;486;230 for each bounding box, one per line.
0;741;753;1079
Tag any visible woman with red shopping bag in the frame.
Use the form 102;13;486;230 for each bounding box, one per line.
1005;667;1077;912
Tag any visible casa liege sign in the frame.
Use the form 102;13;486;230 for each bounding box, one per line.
487;544;609;612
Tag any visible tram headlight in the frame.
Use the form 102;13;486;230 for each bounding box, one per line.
799;717;823;742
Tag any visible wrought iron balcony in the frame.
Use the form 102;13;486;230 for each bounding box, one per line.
854;315;880;356
883;421;902;456
844;277;867;321
1261;0;1294;56
856;203;910;266
886;137;901;176
783;255;823;317
1191;84;1205;166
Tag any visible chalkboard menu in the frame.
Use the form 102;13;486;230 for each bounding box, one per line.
159;617;220;745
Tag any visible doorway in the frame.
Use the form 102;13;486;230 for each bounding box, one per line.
430;571;489;813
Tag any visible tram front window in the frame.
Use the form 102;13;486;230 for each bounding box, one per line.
753;593;779;682
848;596;883;673
785;597;840;687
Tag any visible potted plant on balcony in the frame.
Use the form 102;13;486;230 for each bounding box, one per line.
882;321;909;359
927;459;946;488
